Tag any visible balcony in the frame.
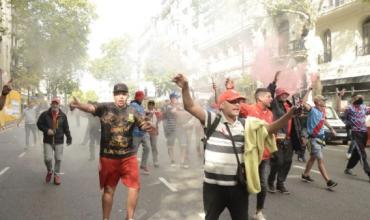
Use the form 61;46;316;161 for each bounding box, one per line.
288;39;307;60
321;0;356;13
356;44;370;57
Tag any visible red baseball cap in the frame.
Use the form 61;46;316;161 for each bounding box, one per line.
218;89;246;105
275;88;290;97
135;91;145;100
51;97;60;104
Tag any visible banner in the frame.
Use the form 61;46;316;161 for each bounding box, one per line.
0;90;21;128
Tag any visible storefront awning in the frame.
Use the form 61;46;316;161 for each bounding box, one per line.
321;75;370;86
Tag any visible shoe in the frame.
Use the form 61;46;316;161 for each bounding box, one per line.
54;175;61;185
252;211;266;220
182;164;190;169
276;185;290;194
170;162;176;168
45;171;53;183
154;162;159;168
301;174;314;182
140;167;150;175
344;169;356;176
267;183;276;193
346;153;351;159
327;180;338;189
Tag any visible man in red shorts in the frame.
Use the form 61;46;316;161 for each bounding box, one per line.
70;83;153;220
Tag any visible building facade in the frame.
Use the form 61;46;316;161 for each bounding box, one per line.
0;0;12;86
317;0;370;101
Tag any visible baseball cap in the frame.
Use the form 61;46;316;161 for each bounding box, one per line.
135;90;145;100
51;97;60;105
313;95;327;103
169;92;179;99
275;88;290;97
218;89;246;105
113;83;129;93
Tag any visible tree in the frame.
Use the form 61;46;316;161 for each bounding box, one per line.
262;0;324;94
143;41;187;97
89;36;133;85
71;89;98;103
11;0;96;95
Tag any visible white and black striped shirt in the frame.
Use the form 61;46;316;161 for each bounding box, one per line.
204;110;245;186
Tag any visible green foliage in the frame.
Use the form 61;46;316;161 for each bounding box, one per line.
143;41;186;97
263;0;324;26
89;36;133;85
11;0;96;94
71;89;98;103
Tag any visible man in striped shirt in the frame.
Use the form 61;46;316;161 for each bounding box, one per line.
337;90;370;181
172;74;296;220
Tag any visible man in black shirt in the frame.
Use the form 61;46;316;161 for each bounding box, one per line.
70;83;153;220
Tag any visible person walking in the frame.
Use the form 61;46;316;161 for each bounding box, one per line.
173;73;296;220
337;90;370;181
301;92;338;189
18;102;38;149
37;97;72;185
69;83;153;220
240;88;273;220
130;90;152;175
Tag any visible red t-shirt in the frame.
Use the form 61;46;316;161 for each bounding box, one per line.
240;103;273;160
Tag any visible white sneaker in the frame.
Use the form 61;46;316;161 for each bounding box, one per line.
346;153;351;159
170;163;176;167
253;212;266;220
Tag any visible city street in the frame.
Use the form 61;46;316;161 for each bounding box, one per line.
0;117;370;220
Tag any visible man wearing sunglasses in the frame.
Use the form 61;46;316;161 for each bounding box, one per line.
173;73;297;220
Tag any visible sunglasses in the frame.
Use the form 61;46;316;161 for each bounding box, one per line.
227;99;242;104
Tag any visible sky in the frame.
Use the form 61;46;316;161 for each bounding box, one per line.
88;0;161;58
81;0;161;96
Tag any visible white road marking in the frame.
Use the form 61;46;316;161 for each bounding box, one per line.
18;152;26;158
158;177;177;192
324;147;345;152
293;165;320;174
287;175;301;179
0;167;10;176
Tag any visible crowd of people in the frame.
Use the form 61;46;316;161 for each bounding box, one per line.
1;70;370;220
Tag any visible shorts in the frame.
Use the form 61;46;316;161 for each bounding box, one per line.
166;128;187;146
99;155;140;190
307;138;323;160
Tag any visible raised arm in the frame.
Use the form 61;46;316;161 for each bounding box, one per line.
302;88;312;111
69;97;96;114
266;107;295;134
172;74;206;125
267;71;281;98
335;88;345;113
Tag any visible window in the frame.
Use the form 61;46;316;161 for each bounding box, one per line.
362;17;370;55
278;20;289;56
323;29;332;63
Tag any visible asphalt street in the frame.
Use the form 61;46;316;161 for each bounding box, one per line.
1;116;370;220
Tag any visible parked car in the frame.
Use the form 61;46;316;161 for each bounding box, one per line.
324;106;348;144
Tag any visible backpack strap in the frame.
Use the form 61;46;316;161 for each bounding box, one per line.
202;111;222;152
